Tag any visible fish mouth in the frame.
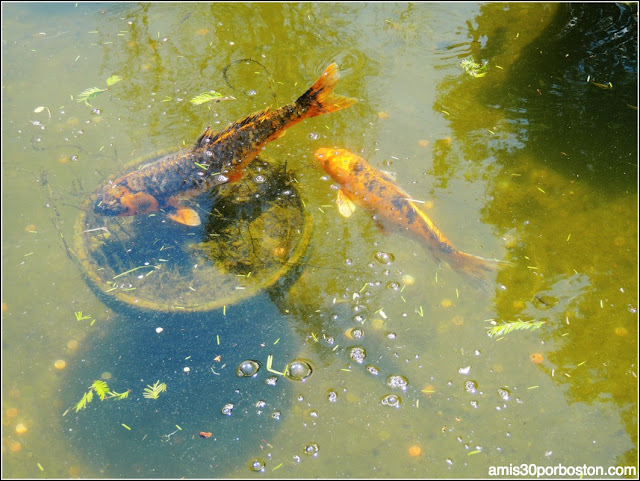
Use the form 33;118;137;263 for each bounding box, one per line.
93;196;123;216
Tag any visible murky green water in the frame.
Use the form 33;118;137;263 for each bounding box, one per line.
2;2;637;478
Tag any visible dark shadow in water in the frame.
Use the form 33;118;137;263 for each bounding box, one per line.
434;2;638;469
60;294;298;478
62;158;315;477
487;3;637;192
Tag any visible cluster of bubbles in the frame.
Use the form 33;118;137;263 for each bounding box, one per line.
349;346;367;364
386;375;409;392
235;358;313;382
249;443;319;472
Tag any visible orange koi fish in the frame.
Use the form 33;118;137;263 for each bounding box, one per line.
313;148;511;291
94;64;357;226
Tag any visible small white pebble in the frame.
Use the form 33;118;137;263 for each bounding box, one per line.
184;367;190;373
156;327;163;333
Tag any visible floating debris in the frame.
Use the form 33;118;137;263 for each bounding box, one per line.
142;381;166;399
189;90;235;105
529;353;544;364
460;58;489;78
486;319;546;338
408;445;422;457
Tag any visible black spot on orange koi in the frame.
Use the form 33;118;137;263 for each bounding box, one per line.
313;147;513;292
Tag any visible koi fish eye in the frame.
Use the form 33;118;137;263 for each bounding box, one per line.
94;186;126;216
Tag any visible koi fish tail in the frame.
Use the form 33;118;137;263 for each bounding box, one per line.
296;63;358;118
449;252;513;293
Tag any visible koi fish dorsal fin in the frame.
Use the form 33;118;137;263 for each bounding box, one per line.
194;126;217;149
337;188;356;217
168;207;202;226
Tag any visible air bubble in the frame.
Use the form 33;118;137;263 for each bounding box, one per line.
374;251;395;264
381;394;402;408
249;459;265;472
464;380;478;394
304;442;319;456
237;360;261;377
498;388;510;401
285;360;313;381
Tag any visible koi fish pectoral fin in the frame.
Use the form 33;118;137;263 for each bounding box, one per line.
336;188;356;217
167;207;202;226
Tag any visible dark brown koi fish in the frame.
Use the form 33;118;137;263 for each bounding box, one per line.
313;148;511;292
94;63;357;226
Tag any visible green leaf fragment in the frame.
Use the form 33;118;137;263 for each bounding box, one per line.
143;380;167;399
460;58;489;78
92;380;110;400
77;87;107;107
486;319;546;338
106;75;123;86
189;90;235;105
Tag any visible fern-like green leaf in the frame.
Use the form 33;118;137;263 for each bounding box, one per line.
107;390;130;401
143;380;167;399
75;390;93;412
106;75;122;86
486;319;546;338
92;380;110;400
70;380;131;415
77;87;107;107
189;90;235;105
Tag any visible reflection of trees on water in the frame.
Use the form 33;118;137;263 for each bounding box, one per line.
435;2;637;469
93;2;374;153
493;3;637;190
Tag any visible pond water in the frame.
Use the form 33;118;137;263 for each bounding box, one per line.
2;2;637;478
